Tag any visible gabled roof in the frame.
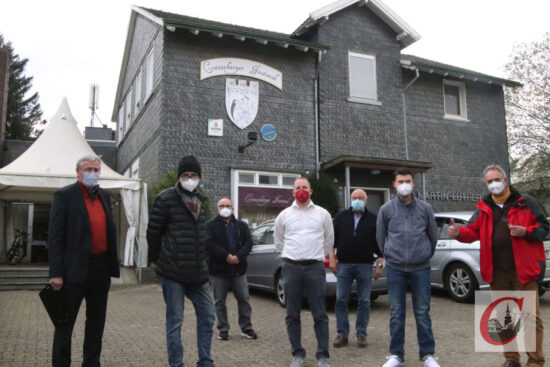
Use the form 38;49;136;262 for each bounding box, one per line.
400;54;522;88
112;6;329;121
1;98;140;192
292;0;421;48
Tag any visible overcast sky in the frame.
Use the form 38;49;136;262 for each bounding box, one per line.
1;0;549;132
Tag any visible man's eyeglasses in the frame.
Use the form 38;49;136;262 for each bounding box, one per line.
181;173;199;179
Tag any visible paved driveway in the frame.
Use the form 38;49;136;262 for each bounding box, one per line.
1;283;548;367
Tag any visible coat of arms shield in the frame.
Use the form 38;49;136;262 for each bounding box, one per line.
225;78;259;129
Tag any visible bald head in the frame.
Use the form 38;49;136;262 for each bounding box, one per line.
351;189;367;202
217;197;233;208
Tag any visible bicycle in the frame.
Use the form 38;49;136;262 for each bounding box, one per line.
6;229;28;265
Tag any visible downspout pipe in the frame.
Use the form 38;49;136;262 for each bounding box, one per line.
314;51;322;179
402;67;419;160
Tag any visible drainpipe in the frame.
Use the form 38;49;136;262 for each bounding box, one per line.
402;67;419;160
314;51;322;179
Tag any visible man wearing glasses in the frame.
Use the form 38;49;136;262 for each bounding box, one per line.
206;198;256;341
147;155;216;367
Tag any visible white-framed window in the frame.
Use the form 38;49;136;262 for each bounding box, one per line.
146;48;154;99
134;69;142;114
348;51;379;104
443;79;468;120
117;105;125;144
236;170;300;188
125;89;133;132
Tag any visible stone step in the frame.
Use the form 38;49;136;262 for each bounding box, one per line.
0;283;46;291
0;275;50;284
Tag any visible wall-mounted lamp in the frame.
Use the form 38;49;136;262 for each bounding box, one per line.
370;169;381;175
238;132;258;153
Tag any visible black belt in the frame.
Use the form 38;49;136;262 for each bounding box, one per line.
283;258;320;266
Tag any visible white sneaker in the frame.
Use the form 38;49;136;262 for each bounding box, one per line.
382;355;403;367
423;355;440;367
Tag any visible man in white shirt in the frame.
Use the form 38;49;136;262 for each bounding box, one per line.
274;177;334;367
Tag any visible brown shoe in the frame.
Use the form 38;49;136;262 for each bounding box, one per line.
332;334;348;348
500;360;521;367
357;334;367;348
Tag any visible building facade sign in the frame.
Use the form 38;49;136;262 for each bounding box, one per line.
208;119;223;136
260;124;277;141
238;186;293;209
201;58;283;90
225;78;259;129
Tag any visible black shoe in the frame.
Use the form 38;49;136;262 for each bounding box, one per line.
241;329;258;339
218;331;229;340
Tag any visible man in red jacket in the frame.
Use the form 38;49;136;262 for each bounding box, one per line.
448;164;548;367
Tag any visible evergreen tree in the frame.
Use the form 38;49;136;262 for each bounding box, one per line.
0;34;42;140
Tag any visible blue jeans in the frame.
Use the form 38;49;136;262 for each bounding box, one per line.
161;277;216;367
335;263;373;337
282;261;329;360
386;265;435;361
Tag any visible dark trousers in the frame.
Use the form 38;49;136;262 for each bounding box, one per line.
52;258;111;367
282;261;329;360
210;274;253;333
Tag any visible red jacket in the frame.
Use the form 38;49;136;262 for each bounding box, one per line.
457;189;548;285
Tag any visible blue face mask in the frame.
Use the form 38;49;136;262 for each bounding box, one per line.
82;172;100;188
351;199;365;212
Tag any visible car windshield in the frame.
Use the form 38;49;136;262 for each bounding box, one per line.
251;226;274;245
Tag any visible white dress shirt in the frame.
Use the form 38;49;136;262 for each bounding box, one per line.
274;200;334;261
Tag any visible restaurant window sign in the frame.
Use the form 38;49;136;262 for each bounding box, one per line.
232;169;299;227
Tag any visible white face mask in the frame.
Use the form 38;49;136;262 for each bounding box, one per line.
396;183;413;196
180;178;199;192
488;181;506;195
219;207;232;218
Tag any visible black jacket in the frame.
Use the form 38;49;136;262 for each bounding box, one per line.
147;183;210;285
333;208;382;264
47;182;120;283
206;215;253;278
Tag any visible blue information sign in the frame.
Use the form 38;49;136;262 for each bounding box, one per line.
260;124;277;142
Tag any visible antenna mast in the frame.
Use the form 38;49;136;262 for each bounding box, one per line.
89;84;99;127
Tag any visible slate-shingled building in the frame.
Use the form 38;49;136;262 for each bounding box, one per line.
112;0;520;226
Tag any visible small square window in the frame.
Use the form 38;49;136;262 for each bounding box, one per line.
258;175;278;185
239;173;255;184
443;79;467;120
282;176;296;187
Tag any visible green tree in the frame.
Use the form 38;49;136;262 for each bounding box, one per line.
0;34;42;140
308;174;339;216
505;33;550;212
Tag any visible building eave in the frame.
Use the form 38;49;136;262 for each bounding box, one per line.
322;155;432;172
162;19;329;53
400;56;522;88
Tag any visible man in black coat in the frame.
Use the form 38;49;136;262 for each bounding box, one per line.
328;189;383;349
48;155;119;367
206;197;256;341
147;155;216;367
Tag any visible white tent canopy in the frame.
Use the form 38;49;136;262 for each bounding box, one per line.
0;98;147;267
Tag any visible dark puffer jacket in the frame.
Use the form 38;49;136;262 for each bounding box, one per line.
147;183;210;285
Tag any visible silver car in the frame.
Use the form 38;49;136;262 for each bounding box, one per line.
246;220;387;307
432;212;550;303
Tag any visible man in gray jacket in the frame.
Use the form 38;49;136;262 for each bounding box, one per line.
376;168;440;367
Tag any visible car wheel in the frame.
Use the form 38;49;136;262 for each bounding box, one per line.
275;271;286;308
445;263;478;303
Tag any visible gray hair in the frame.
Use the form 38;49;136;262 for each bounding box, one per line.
76;155;101;170
483;164;507;179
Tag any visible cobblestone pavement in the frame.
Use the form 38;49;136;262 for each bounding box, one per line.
1;283;549;367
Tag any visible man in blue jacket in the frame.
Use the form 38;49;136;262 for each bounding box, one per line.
206;197;257;341
376;168;440;367
329;189;383;348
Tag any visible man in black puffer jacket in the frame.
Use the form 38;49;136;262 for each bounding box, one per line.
206;197;256;341
147;155;215;367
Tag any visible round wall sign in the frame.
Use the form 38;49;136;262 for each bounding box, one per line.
260;124;277;142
